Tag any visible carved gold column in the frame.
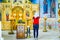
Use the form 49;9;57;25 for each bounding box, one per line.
8;18;14;34
2;4;6;30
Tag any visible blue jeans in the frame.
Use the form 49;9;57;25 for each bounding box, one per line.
33;24;39;38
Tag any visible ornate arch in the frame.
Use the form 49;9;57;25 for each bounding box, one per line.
12;6;24;12
12;6;24;20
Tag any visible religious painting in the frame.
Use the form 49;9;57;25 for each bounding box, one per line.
6;10;9;21
5;5;10;8
50;0;56;18
43;0;48;14
16;25;25;39
26;10;30;20
0;12;1;21
26;11;30;17
6;14;9;21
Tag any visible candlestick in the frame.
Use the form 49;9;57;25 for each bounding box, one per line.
43;16;47;32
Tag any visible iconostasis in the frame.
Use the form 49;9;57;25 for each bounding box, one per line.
0;0;39;30
0;0;59;30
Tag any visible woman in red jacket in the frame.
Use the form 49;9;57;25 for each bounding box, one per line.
33;11;40;38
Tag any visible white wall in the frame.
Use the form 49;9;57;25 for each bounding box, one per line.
39;0;58;30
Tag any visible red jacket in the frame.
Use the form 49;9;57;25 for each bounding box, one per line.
33;17;40;24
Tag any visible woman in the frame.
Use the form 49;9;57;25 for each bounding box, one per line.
33;11;40;38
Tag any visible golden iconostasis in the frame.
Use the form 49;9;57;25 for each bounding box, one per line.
0;0;39;30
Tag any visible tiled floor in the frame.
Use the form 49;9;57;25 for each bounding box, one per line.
2;30;60;40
